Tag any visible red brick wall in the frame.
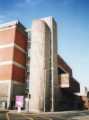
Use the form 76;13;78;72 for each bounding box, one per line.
81;96;89;109
0;23;27;83
15;28;27;50
12;64;25;83
13;25;27;83
0;27;16;45
13;47;26;66
0;47;14;61
0;65;12;80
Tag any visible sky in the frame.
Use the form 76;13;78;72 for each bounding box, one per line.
0;0;89;89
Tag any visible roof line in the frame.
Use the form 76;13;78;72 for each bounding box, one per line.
0;20;18;28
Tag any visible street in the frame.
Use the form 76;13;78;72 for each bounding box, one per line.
1;110;89;120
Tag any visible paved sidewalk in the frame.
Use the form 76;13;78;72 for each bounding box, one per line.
1;110;89;120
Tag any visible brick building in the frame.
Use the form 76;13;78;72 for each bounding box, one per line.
0;21;27;108
28;17;82;112
0;16;86;112
57;55;82;111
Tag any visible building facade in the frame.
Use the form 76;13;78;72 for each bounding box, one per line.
0;16;86;112
0;21;27;108
28;17;84;112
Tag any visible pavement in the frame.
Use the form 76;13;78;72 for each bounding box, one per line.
1;110;89;120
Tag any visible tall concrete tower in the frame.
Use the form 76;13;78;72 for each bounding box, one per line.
29;20;51;112
42;17;58;111
29;16;58;112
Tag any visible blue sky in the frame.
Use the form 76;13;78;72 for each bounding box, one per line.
0;0;89;89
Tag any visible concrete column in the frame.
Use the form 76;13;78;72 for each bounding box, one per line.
29;20;51;112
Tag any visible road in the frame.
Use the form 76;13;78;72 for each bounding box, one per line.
1;110;89;120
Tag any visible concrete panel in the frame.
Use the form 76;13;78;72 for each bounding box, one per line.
59;73;70;88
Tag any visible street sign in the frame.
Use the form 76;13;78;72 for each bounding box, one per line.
15;96;24;112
